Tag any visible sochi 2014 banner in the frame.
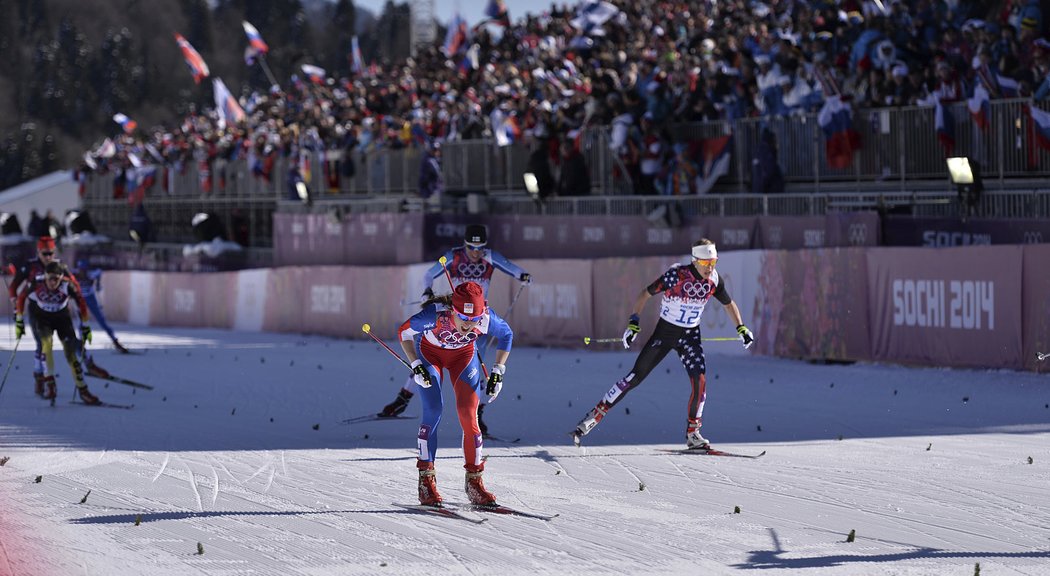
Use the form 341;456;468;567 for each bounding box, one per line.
882;216;1050;246
867;246;1022;368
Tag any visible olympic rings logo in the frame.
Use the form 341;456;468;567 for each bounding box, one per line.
848;223;868;245
437;329;478;345
457;262;488;278
680;282;709;299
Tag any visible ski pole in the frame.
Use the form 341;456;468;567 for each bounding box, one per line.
583;337;622;345
438;256;455;292
583;335;740;345
0;336;22;403
361;324;410;368
505;281;528;318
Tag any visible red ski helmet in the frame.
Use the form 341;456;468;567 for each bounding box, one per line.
37;236;56;253
451;281;486;320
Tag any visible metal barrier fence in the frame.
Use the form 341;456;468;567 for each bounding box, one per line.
80;99;1050;247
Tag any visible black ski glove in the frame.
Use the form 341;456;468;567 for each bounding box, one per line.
622;314;640;349
486;364;505;402
737;324;754;349
410;359;433;388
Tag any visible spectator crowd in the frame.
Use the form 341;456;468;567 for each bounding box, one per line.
79;0;1048;200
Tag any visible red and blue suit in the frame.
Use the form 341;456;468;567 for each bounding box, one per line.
399;305;513;471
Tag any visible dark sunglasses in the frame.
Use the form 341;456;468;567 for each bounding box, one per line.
40;251;55;256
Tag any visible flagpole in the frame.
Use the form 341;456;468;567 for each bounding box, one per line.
257;55;280;90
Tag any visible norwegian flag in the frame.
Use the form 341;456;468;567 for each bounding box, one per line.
174;33;210;84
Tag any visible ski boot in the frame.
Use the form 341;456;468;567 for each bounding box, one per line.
113;340;130;354
86;358;111;379
686;428;710;450
465;470;496;506
76;385;101;406
417;461;442;506
41;375;57;401
34;373;46;398
378;388;413;418
571;402;609;446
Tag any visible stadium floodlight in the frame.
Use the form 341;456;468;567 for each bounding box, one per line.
946;156;982;218
523;173;539;196
296;180;311;205
946;157;974;184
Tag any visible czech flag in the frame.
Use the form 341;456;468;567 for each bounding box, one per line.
112;113;137;134
818;95;861;169
174;33;210;84
934;100;955;157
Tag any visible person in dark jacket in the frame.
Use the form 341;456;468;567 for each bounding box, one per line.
525;138;555;201
556;137;591;196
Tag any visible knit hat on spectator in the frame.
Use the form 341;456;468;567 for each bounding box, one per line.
452;282;486;319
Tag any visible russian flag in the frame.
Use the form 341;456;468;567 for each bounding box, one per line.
174;33;210;84
127;166;156;207
113;113;137;134
1029;105;1050;151
300;64;326;85
351;36;365;76
935;100;955;157
997;74;1020;98
212;78;246;129
818;95;861;169
690;134;733;194
443;13;468;56
967;83;990;131
242;22;269;53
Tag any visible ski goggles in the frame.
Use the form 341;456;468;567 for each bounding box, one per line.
455;311;484;323
694;258;718;266
465;243;486;251
40;251;55;257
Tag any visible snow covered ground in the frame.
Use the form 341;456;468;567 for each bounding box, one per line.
0;322;1048;575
